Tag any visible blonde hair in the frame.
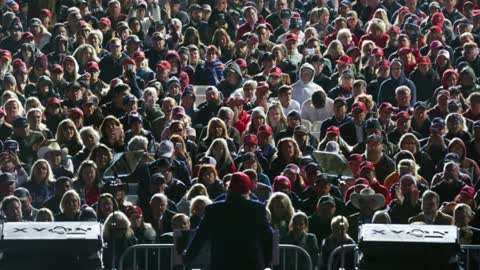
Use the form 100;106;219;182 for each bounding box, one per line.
366;19;386;36
56;119;82;146
267;192;295;227
29;159;55;185
59;190;81;213
398;159;418;176
324;40;344;59
186;183;209;200
103;211;135;240
190;195;212;216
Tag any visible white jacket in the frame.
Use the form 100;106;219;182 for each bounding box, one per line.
292;63;324;105
301;97;334;123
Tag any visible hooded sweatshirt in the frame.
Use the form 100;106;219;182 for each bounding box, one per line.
292;63;324;105
165;50;189;91
447;138;480;183
378;59;417;106
454;67;480;98
409;66;440;102
216;62;244;98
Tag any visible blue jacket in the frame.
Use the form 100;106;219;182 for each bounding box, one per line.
378;59;417;106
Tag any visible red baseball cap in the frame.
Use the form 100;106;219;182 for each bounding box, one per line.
46;97;62;107
286;33;298;43
378;102;394;111
126;205;143;218
336;55;353;65
460;186;475;200
326;126;340;136
123;58;136;67
133;51;145;62
376;60;391;69
41;9;52;17
398;47;412;56
258;125;273;136
243;134;259;145
269;67;282;77
99;17;111;27
87;61;99;72
157;60;171;70
272;176;291;191
229;172;252;194
360;161;375;171
352;102;367;112
256;81;269;95
0;50;12;62
430;40;443;50
22;32;34;41
372;47;384;57
416;56;431;65
396;111;411;121
69;108;84;118
51;64;64;73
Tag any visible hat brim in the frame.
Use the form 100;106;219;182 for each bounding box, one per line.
37;147;68;160
159;151;173;158
351;193;384;210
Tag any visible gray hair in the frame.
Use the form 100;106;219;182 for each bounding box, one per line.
80;126;100;145
395;86;411;96
127;135;149;151
150;193;168;204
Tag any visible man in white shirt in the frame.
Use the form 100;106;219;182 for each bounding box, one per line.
301;89;334;123
278;85;301;116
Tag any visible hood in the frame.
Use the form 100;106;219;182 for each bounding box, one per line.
459;66;476;86
448;137;466;160
166;76;180;87
223;61;242;78
441;69;459;90
165;50;180;63
298;63;315;84
63;55;80;73
390;59;407;82
37;75;53;88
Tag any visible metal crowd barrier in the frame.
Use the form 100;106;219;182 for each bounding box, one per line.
327;244;359;270
118;244;313;270
462;245;480;270
326;244;480;270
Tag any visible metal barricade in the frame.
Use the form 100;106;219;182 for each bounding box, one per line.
118;244;314;270
325;244;480;270
119;244;175;270
461;245;480;270
327;244;359;270
278;244;314;270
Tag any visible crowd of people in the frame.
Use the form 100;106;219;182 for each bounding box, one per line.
0;0;480;268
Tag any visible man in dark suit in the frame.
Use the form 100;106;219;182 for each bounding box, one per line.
145;193;176;238
184;172;273;270
339;101;368;146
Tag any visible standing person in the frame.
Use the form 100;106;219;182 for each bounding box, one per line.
184;172;273;270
